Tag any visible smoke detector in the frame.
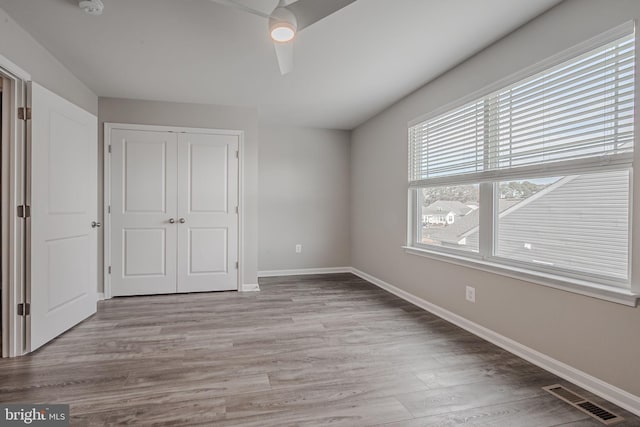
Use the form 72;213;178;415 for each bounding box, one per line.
79;0;104;15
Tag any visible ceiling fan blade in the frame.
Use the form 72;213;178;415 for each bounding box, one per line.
286;0;357;31
274;42;294;75
209;0;270;18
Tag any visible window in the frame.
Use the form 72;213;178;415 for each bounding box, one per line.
417;184;479;252
495;170;630;281
408;29;635;291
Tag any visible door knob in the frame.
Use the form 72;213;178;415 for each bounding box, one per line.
91;221;102;228
169;218;176;224
179;218;186;224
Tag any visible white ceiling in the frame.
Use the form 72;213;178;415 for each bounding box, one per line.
0;0;561;129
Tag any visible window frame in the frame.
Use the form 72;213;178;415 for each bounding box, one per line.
405;22;639;306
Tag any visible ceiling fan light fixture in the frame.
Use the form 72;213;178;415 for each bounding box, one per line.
270;25;295;42
78;0;104;15
269;7;297;43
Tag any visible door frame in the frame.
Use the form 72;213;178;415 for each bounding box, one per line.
0;54;30;357
103;123;245;299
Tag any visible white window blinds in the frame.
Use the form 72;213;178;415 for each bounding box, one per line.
409;32;635;186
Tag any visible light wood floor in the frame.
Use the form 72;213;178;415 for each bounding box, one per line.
1;273;639;426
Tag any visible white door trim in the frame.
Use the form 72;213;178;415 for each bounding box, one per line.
0;54;30;357
0;55;30;83
103;123;245;299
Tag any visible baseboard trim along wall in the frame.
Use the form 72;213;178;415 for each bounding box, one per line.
349;267;640;418
257;267;352;277
97;293;105;301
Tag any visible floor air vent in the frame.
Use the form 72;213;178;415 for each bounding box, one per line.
543;384;624;425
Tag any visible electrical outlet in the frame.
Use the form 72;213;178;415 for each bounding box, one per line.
465;286;476;303
295;244;302;253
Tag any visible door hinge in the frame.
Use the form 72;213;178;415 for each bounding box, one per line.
235;206;238;214
235;150;239;159
18;107;31;121
17;303;30;316
108;144;112;154
17;205;31;218
235;261;239;269
108;266;112;275
108;205;111;214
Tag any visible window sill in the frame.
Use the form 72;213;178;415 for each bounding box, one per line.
403;246;639;307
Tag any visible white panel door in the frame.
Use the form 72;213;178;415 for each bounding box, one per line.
29;83;98;351
177;133;238;292
110;129;178;296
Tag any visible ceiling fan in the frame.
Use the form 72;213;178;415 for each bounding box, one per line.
210;0;357;75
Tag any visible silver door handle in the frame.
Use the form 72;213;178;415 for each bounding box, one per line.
179;218;186;224
91;221;102;228
169;218;176;224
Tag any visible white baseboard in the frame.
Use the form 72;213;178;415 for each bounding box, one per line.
350;267;640;417
240;283;260;292
258;267;352;278
97;293;105;301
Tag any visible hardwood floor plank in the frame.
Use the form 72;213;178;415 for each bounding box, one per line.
213;396;413;427
379;396;593;427
0;273;637;426
223;372;429;420
395;379;552;418
415;358;556;390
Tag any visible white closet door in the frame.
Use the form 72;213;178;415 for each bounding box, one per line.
29;83;97;351
110;129;178;296
177;133;238;292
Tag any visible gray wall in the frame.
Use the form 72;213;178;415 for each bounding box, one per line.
0;7;97;114
98;97;259;290
258;126;350;272
350;0;640;397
